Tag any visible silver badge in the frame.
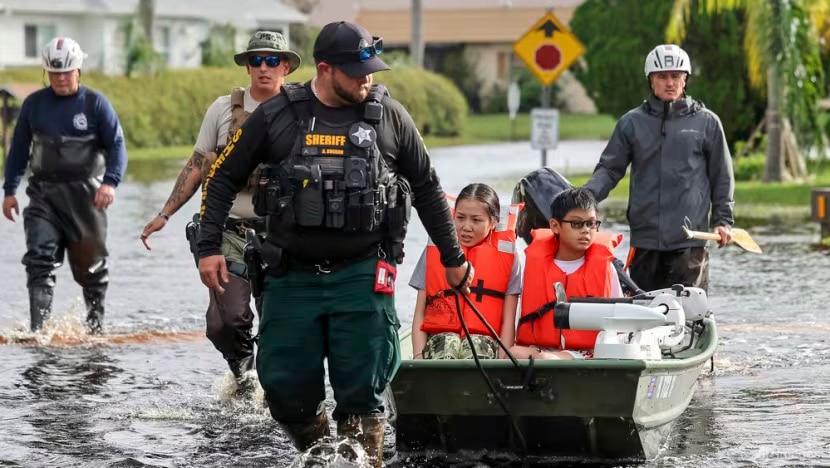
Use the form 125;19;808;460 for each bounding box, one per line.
348;123;374;148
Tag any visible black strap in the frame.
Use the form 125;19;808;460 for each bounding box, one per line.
469;278;506;302
516;302;556;327
452;262;472;291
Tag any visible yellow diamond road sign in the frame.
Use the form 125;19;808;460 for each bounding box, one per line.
513;11;585;86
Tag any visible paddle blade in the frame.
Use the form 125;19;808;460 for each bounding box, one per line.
681;226;762;254
730;228;762;254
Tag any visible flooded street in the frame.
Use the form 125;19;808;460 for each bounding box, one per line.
1;141;828;467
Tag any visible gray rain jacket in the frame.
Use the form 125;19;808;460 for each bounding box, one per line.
584;94;734;251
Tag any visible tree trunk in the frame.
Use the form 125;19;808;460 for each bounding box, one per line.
411;0;424;68
138;0;155;43
764;66;784;182
782;118;808;181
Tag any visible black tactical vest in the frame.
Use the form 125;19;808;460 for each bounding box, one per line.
255;83;411;262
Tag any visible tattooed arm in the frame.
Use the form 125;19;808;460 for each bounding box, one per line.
139;151;206;250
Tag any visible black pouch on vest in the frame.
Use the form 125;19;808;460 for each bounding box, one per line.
360;189;377;232
294;165;325;226
346;192;361;232
253;165;277;217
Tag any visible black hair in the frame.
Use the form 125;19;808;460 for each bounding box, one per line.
456;183;500;222
549;187;597;220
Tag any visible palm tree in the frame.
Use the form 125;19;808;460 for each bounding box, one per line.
667;0;828;182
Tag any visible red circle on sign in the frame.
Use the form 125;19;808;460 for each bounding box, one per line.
535;44;561;70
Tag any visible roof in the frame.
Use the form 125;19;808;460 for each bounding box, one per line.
310;0;583;26
0;83;43;101
0;0;307;28
355;7;578;45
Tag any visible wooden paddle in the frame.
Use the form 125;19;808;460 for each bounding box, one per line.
681;226;762;254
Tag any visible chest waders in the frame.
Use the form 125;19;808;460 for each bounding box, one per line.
23;95;109;333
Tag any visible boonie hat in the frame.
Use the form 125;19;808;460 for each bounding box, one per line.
234;30;301;74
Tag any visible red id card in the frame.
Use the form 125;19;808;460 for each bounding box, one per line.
374;259;396;295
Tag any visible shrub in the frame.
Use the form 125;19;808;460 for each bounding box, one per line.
0;65;468;148
733;154;765;181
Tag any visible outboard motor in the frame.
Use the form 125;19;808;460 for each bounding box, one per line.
552;283;706;360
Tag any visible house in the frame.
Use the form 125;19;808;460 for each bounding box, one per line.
0;0;307;75
309;0;594;112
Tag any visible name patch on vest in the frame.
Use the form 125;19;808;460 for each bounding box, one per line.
305;133;347;155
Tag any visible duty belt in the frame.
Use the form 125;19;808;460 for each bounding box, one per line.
224;217;266;236
287;246;378;275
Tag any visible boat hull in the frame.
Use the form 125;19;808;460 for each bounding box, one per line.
390;318;717;460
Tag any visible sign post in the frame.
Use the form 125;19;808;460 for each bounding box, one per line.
507;81;520;141
513;10;585;167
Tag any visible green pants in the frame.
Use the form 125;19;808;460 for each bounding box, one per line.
257;256;400;423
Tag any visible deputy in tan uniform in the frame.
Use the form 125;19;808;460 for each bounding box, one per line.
139;31;300;390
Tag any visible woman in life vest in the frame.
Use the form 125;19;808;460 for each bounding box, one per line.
511;187;624;360
409;183;523;360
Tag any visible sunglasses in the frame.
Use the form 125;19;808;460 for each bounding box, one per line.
559;219;602;230
248;55;282;68
328;37;384;63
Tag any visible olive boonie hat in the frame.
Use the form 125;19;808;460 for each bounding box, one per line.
234;30;301;74
313;21;389;78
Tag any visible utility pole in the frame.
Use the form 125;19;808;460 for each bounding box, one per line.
411;0;424;68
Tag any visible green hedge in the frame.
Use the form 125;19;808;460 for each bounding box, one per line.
0;66;468;149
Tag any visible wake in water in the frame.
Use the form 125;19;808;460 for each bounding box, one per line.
0;300;205;347
290;436;370;468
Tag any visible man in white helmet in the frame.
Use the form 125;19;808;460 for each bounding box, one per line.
138;31;301;392
2;37;128;333
584;44;735;292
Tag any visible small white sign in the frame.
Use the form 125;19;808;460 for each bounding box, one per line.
531;108;559;150
507;81;521;120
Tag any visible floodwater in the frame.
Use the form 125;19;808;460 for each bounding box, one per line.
1;141;828;468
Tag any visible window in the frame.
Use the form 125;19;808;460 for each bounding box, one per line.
497;51;510;81
156;25;171;64
24;24;57;58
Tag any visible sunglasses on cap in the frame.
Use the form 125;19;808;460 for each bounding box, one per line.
559;219;602;230
328;37;384;63
248;55;282;68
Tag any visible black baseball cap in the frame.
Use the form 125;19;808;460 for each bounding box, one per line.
313;21;390;78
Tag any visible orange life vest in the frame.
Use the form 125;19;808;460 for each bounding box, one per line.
421;203;520;337
516;229;621;349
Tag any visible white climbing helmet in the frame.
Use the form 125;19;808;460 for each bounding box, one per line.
644;44;691;77
41;37;86;72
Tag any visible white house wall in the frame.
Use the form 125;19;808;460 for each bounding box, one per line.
2;16;294;75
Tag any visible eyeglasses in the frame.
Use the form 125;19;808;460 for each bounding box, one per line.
328;37;384;63
559;219;602;230
248;55;282;68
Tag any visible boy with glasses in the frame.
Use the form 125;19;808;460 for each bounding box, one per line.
139;31;300;393
511;188;624;360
